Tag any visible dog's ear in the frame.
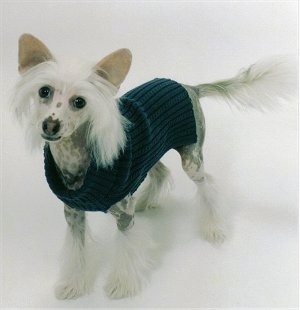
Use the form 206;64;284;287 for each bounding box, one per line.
18;33;54;73
94;48;132;87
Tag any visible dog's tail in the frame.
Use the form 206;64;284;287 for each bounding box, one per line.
193;56;297;111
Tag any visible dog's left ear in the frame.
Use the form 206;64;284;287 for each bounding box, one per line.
18;33;54;74
94;48;132;88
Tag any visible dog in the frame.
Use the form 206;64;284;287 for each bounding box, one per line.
11;33;295;300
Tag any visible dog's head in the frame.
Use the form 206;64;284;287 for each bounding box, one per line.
12;34;132;166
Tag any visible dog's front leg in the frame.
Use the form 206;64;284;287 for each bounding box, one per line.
105;196;155;299
55;205;91;299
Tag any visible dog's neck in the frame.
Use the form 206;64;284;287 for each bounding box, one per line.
49;124;91;191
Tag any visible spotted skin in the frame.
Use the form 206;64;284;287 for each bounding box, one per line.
64;204;86;244
177;85;206;182
109;196;135;231
49;124;90;190
178;144;205;182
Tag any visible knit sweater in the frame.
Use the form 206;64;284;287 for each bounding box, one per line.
44;78;197;212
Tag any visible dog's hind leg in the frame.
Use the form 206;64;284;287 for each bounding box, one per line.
178;85;227;244
55;205;92;299
135;160;172;211
177;143;227;244
105;196;155;298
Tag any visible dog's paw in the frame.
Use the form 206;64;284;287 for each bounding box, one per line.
55;280;91;300
104;273;142;299
200;225;226;245
199;216;227;245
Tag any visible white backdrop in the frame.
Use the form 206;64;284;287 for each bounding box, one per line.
1;1;298;309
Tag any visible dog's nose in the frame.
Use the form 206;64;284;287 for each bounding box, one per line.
42;118;61;136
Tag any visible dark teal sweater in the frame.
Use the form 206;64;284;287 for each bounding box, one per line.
44;78;197;212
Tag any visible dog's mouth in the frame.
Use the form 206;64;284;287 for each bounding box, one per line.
41;134;62;142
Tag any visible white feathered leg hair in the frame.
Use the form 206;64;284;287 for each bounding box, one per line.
106;196;156;299
55;206;95;299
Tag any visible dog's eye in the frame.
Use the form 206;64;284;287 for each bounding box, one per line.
72;97;86;109
39;86;52;99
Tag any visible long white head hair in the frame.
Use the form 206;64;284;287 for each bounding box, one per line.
12;34;132;168
12;59;128;167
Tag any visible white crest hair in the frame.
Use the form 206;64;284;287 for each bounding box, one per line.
11;59;128;167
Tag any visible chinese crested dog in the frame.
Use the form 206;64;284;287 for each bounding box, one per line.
11;34;295;299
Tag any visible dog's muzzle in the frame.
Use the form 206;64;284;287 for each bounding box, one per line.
42;117;62;141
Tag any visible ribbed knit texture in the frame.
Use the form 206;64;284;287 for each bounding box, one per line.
44;78;197;212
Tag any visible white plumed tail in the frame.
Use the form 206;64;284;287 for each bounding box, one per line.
195;56;297;111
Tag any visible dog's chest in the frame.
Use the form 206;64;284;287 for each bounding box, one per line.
49;134;90;191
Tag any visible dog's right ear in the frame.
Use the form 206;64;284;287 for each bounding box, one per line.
18;33;54;74
94;48;132;88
